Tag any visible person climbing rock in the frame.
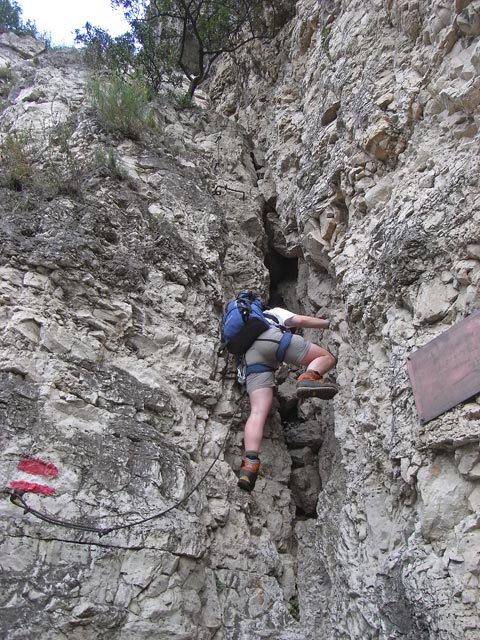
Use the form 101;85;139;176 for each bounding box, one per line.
237;302;337;492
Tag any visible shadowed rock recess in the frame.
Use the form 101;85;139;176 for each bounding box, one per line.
0;0;479;637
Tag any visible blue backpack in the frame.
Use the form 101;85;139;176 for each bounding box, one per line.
221;291;270;356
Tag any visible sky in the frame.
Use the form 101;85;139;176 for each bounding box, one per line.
17;0;129;47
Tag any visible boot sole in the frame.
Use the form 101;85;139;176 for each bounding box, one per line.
237;478;254;492
296;384;338;400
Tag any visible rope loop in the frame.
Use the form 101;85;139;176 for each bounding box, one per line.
3;396;245;538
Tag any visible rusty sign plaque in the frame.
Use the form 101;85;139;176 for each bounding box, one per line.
407;310;480;424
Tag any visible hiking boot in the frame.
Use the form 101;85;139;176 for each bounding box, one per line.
296;371;339;400
238;456;260;492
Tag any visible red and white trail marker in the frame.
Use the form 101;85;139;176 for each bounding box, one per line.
9;457;59;496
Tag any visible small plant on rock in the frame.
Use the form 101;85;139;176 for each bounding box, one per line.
0;64;12;80
174;92;194;111
39;119;85;198
321;24;332;58
0;130;35;191
94;147;128;181
0;64;13;98
89;74;155;140
0;120;85;197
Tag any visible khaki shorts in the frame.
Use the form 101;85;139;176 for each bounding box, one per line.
245;326;311;394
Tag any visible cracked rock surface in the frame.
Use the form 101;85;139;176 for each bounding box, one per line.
208;0;480;638
0;36;302;640
1;1;480;637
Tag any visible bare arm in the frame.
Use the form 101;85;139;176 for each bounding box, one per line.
285;314;330;330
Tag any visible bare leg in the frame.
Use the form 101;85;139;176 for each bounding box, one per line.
244;387;274;452
297;344;338;399
238;387;273;491
300;343;336;375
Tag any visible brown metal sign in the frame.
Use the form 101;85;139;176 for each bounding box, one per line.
407;311;480;424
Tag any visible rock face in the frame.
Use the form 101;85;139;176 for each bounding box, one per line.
0;1;479;638
208;1;480;638
0;36;300;640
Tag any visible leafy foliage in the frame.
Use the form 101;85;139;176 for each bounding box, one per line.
78;24;136;73
76;0;291;96
75;18;181;91
0;0;37;37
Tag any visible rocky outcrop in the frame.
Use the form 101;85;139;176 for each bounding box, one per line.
208;1;480;638
0;36;302;640
1;1;480;638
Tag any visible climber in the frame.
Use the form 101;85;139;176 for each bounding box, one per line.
237;301;337;492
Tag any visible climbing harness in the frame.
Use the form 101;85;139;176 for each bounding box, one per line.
3;398;243;539
220;293;294;381
244;332;292;377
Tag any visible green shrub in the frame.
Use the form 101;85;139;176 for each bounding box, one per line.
174;92;195;111
47;121;72;154
78;24;136;76
321;24;332;58
35;120;83;197
0;130;35;191
94;148;127;180
89;74;154;140
0;123;83;197
0;64;12;98
0;64;12;80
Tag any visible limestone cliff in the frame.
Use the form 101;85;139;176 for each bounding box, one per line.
208;1;480;637
0;0;479;638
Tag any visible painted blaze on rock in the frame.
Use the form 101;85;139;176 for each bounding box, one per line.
9;457;59;495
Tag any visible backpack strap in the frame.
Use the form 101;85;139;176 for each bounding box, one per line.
236;297;252;321
263;312;280;324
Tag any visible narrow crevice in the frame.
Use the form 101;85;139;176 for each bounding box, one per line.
293;506;317;520
265;245;298;304
261;199;299;304
278;399;302;427
261;203;323;525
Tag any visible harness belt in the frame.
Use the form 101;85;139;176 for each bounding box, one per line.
245;332;293;377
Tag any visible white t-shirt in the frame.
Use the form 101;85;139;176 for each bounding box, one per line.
264;307;295;328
